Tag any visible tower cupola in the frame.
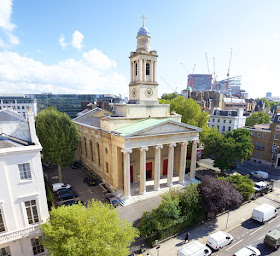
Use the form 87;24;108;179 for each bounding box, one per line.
136;16;151;52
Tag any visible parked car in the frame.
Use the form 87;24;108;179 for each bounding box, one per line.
264;229;280;250
233;246;260;256
207;231;233;251
57;191;78;201
250;171;269;180
71;161;81;169
52;183;71;192
61;200;83;206
56;188;74;196
105;194;120;208
252;204;277;224
177;241;212;256
84;177;98;186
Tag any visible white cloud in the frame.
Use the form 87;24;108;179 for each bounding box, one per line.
0;49;128;95
0;0;19;47
71;30;84;49
59;34;67;49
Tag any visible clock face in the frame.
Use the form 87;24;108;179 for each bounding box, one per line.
132;88;137;97
145;88;153;97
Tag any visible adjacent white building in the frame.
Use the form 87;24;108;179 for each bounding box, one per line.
0;109;49;256
0;96;37;117
209;108;246;134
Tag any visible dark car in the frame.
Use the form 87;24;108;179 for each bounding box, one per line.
105;195;120;208
61;200;84;206
71;161;82;169
55;188;74;196
57;191;78;201
84;177;97;186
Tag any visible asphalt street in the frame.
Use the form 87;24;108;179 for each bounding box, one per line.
213;196;280;256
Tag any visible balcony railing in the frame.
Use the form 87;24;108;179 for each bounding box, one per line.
0;224;41;244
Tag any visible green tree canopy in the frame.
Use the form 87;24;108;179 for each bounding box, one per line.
40;200;139;256
161;92;178;100
245;111;271;126
35;107;81;182
159;96;208;128
201;128;253;172
255;97;279;113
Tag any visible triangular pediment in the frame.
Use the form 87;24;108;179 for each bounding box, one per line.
123;120;201;137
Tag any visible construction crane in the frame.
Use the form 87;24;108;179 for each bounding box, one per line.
226;48;233;91
160;76;177;93
190;64;196;89
205;52;212;89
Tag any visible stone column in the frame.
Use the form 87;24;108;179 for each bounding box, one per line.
150;61;154;82
154;144;163;191
132;62;135;82
154;61;157;82
130;61;133;82
167;143;176;186
190;141;198;180
121;148;132;198
143;60;146;82
140;146;148;194
139;59;142;82
179;142;188;184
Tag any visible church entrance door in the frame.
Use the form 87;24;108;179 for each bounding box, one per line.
130;165;133;183
146;162;152;179
163;159;168;176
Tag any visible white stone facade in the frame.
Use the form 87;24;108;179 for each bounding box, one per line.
0;110;49;256
209;108;246;134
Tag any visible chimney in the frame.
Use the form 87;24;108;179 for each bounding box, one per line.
27;107;38;144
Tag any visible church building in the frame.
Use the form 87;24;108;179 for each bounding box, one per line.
74;20;201;203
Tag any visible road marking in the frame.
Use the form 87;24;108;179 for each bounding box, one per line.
226;239;243;251
277;224;280;227
259;235;265;240
250;227;263;236
268;216;279;224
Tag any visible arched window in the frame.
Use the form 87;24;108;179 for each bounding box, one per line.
84;137;87;158
146;63;150;75
135;62;138;76
96;143;101;167
90;140;93;162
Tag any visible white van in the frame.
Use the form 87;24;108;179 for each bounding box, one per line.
177;241;212;256
207;231;233;250
252;204;277;224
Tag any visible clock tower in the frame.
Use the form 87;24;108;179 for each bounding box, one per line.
128;17;159;105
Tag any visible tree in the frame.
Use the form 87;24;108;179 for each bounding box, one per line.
35;107;81;182
40;200;139;256
198;175;243;214
161;92;178;100
218;173;255;201
201;128;253;172
159;96;208;128
245;111;271;126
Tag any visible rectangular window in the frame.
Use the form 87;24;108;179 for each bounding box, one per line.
22;106;25;109
257;132;260;137
228;127;231;131
229;120;232;124
223;120;226;123
217;125;220;130
0;247;11;256
256;142;260;149
251;131;254;136
212;119;215;122
18;163;32;180
228;111;231;116
260;142;264;150
212;125;214;128
31;237;44;255
259;151;263;158
106;162;109;174
17;106;20;109
25;200;39;224
275;134;279;140
262;133;266;138
218;119;220;123
0;210;5;233
254;151;258;157
222;126;225;131
276;125;280;131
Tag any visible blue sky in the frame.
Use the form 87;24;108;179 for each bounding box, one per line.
0;0;280;98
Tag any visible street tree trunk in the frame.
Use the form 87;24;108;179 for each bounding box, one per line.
58;164;62;183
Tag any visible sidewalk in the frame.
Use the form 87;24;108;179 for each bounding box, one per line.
144;188;280;256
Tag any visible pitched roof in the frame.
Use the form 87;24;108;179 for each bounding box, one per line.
114;118;201;137
0;109;26;122
73;108;111;128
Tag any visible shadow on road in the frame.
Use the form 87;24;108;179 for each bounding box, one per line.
241;218;262;230
256;242;275;256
